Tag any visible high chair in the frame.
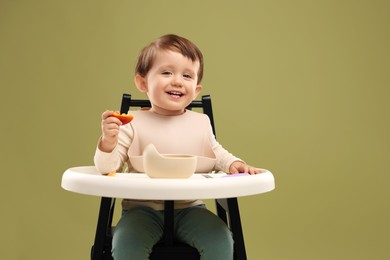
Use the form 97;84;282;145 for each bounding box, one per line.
90;93;247;260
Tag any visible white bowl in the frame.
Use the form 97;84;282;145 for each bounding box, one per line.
142;144;198;179
129;155;216;174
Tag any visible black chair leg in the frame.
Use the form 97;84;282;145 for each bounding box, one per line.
163;200;174;246
216;199;228;224
91;197;115;260
216;198;247;260
227;198;246;260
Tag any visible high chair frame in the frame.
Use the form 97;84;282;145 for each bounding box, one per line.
91;93;247;260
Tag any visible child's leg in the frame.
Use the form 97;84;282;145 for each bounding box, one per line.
175;205;234;260
112;206;164;260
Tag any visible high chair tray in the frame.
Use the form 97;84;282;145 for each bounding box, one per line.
61;166;275;200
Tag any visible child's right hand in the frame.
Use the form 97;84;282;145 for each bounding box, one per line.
99;110;122;152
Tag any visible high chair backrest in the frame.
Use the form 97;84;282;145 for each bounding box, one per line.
120;93;216;137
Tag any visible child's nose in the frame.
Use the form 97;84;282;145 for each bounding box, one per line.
172;76;183;87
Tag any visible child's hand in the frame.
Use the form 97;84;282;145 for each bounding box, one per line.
229;161;262;175
99;110;122;152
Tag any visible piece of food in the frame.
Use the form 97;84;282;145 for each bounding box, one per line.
111;112;134;125
107;170;116;177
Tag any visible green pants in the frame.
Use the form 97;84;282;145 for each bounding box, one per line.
112;204;234;260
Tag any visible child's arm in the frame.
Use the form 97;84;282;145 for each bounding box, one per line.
206;117;262;175
94;110;131;174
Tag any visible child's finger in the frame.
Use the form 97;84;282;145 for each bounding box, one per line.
102;110;115;120
230;167;239;174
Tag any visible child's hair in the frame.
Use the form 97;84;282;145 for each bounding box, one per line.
135;34;204;84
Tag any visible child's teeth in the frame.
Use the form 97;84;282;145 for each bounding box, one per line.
169;91;182;96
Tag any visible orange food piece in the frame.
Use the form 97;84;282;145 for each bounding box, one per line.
107;170;116;177
111;112;134;125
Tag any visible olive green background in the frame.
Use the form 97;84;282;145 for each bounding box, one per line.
1;0;389;259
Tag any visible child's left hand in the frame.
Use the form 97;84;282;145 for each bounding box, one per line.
229;161;262;175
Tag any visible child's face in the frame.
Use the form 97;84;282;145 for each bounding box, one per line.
135;50;202;116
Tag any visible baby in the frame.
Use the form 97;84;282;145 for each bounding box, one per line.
94;34;260;260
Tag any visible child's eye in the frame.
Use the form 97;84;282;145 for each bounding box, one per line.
183;74;192;79
162;71;172;75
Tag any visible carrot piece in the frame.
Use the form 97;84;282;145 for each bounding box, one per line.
111;112;134;125
107;170;116;177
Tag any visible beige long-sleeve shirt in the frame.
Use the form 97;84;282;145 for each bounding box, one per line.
94;109;242;210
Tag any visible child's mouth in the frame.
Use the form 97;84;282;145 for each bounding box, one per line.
167;91;184;98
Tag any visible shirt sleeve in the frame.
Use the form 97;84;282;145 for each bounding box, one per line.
207;124;244;173
93;124;134;174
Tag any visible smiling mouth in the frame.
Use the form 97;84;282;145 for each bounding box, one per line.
167;91;184;97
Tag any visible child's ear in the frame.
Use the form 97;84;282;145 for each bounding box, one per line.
134;74;148;93
195;84;202;97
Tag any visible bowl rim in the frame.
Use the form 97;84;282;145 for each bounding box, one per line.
160;154;197;159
